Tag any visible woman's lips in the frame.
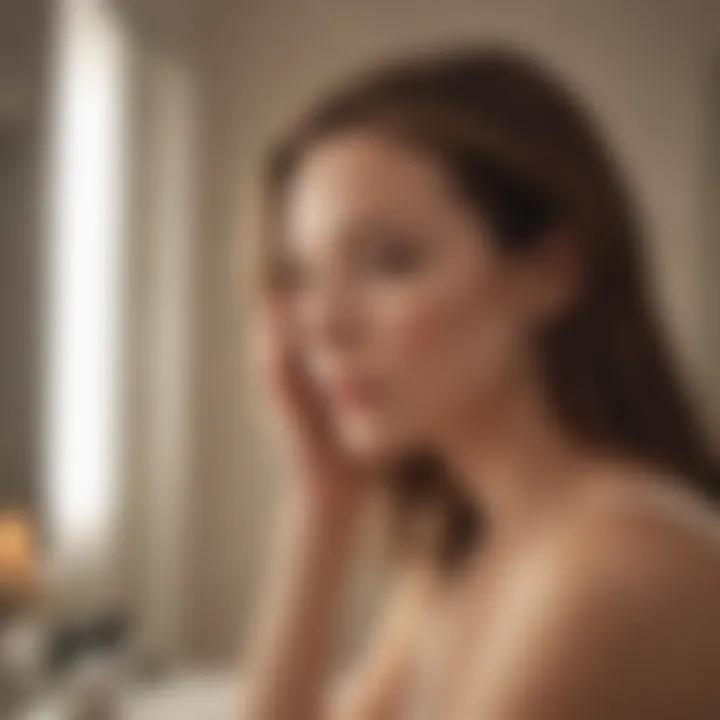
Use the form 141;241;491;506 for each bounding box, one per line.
324;377;379;410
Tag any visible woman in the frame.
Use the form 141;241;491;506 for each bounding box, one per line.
242;45;720;720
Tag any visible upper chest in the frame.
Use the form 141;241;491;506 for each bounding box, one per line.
405;492;720;720
408;549;530;720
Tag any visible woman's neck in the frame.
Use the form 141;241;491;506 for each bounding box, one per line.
437;370;592;543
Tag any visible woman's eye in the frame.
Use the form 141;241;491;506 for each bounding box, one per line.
271;257;309;293
366;242;425;276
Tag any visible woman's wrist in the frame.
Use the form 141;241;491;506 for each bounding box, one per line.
296;477;365;547
287;442;367;523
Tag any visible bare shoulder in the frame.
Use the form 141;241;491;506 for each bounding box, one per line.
524;462;720;660
462;468;720;719
547;463;720;590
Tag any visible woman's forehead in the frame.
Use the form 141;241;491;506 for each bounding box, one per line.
281;129;484;250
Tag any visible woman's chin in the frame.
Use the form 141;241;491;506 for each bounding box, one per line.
335;417;413;465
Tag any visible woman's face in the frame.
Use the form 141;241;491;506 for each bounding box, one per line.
279;128;568;460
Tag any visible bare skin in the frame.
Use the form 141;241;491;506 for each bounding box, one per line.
242;129;720;720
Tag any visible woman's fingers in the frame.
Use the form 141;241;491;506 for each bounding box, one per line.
258;293;328;436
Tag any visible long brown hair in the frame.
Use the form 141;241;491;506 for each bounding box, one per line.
256;45;717;568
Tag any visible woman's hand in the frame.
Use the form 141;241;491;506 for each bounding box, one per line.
258;293;369;518
243;295;374;720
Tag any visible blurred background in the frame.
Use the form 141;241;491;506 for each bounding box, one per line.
0;0;718;716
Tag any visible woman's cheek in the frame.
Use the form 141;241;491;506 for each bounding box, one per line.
376;279;485;411
407;265;519;423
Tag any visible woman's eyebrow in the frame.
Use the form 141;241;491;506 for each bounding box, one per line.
282;213;427;273
340;215;428;247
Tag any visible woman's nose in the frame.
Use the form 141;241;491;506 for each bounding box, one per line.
300;280;361;351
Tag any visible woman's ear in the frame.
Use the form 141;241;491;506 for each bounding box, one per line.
518;225;585;326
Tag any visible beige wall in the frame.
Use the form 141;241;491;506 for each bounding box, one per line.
164;0;720;664
0;0;47;513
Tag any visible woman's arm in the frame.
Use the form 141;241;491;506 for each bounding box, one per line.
243;295;437;719
241;294;367;720
242;483;437;720
242;484;364;720
329;548;437;720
